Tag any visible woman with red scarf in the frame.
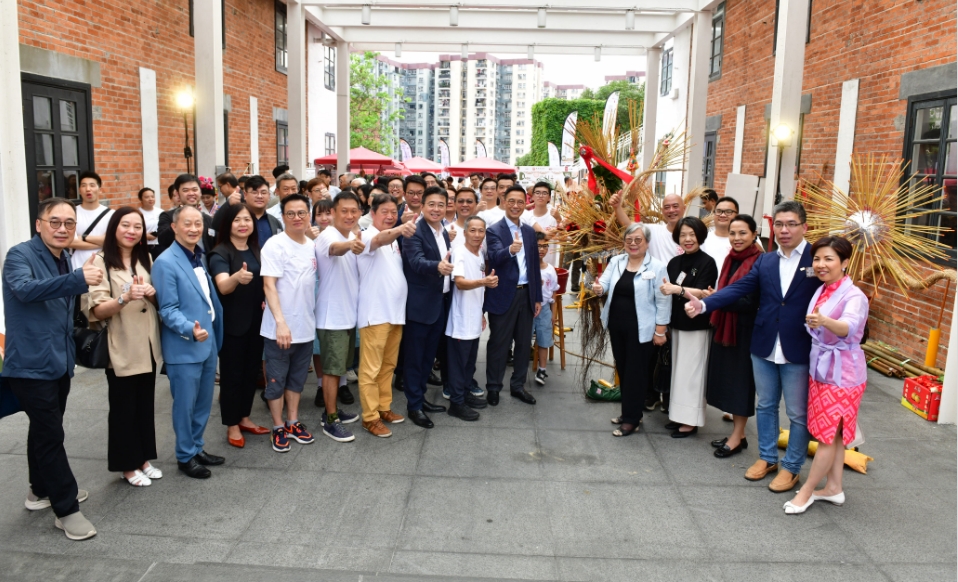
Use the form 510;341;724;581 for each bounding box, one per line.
705;215;763;458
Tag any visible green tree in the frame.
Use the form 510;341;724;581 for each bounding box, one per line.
349;51;404;156
516;97;605;166
579;87;595;100
594;79;645;133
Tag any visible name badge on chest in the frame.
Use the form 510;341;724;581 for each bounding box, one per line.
641;271;656;280
676;272;687;285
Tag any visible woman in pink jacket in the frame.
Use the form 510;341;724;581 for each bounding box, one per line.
784;236;869;514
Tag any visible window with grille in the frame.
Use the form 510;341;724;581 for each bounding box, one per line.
660;48;673;96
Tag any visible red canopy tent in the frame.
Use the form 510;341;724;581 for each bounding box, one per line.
313;147;408;175
402;156;444;174
444;157;517;177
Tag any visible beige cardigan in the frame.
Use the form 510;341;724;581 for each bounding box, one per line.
86;254;163;376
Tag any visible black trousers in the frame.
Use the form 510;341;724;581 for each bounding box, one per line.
486;288;534;393
446;337;479;405
402;294;450;412
608;325;656;426
219;330;265;426
7;374;79;518
106;364;157;472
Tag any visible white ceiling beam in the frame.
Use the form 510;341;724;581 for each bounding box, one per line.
348;42;647;56
300;0;701;11
310;6;681;32
339;27;658;49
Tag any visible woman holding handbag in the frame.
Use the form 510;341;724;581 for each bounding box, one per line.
87;207;163;487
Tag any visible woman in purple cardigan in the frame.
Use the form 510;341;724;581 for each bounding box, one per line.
784;236;869;515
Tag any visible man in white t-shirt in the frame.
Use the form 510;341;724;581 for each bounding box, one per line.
260;194;318;454
611;191;685;264
356;193;417;438
446;187;479;251
700;196;738;283
446;216;499;421
314;191;364;443
69;171;114;270
528;181;559;265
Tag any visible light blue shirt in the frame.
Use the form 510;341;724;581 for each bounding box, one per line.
506;219;528;285
597;253;671;343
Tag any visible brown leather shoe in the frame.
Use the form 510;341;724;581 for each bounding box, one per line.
363;419;392;438
379;410;405;424
227;433;245;448
768;469;800;493
744;459;778;481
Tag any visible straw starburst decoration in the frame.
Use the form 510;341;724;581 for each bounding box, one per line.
802;153;953;296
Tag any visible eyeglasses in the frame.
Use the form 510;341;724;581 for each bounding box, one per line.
284;210;309;218
40;218;77;230
505;199;526;207
624;237;645;245
773;221;805;229
533;191;550;197
714;209;736;216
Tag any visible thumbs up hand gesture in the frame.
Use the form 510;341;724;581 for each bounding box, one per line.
438;251;454;276
128;275;146;301
137;274;157;297
660;277;681;296
82;252;103;286
193;320;209;342
350;234;366;255
805;307;826;329
400;218;417;238
448;224;458;241
484;268;499;288
509;230;523;255
401;206;417;224
685;294;705;318
591;280;603;296
236;261;254;285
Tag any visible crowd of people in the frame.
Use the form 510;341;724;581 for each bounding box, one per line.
2;167;869;540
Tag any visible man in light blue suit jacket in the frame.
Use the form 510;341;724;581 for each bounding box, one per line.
153;206;225;479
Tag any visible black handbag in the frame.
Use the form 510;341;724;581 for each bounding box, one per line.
73;257;111;369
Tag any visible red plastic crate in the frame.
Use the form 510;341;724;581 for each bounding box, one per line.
901;375;943;422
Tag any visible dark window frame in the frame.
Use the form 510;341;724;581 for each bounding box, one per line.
774;0;813;54
223;111;230;168
275;1;288;74
276;121;289;166
901;90;958;265
189;0;226;49
324;132;336;156
324;44;336;90
660;48;674;96
709;2;725;81
703;131;717;187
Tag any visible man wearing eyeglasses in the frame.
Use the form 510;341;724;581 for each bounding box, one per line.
3;197;103;540
259;194;319;453
685;200;819;494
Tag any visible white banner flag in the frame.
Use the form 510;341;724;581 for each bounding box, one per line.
547;142;560;167
560;111;578;165
399;139;412;162
439;139;450;167
602;91;620;137
476;139;487;158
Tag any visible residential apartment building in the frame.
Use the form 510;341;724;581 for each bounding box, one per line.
398;64;436;159
555;85;586;100
605;71;646;84
373;56;404;159
496;59;544;164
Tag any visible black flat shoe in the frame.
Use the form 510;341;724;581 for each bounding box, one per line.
465;394;488;409
448;403;480;421
408;410;434;429
194;450;225;465
715;438;748;458
487;391;500;406
177;458;211;479
510;389;536;405
393;376;404;391
613;423;639;437
427;372;443;386
670;426;698;438
664;421;681;430
711;437;728;448
338;385;355;405
422;400;447;413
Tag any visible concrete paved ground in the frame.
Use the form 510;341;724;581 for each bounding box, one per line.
0;296;955;581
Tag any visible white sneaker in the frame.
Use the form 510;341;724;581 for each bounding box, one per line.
345;370;359;383
55;511;97;540
25;489;89;511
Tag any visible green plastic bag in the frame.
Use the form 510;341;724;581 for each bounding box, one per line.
586;380;621;402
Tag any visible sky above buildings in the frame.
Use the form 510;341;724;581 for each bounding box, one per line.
390;52;644;90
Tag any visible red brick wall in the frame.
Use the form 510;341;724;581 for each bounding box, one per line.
18;0;288;208
706;0;957;368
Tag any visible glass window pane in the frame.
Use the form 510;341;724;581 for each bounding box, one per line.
33;96;52;130
912;143;940;174
37;170;55;201
914;106;944;141
949;104;958;139
60;100;77;132
63;170;79;200
62;135;79;166
947;142;957;176
35;133;54;166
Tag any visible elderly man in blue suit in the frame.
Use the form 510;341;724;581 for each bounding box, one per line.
686;200;820;493
153;205;225;478
484;186;542;406
2;197;102;540
400;186;454;428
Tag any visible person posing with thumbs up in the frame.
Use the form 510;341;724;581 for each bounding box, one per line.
153;205;225;479
87;208;163;488
209;203;271;449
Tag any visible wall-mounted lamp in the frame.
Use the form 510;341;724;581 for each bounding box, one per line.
537;7;547;28
594;46;602;62
395;43;402;57
625;10;635;30
450;6;459;26
361;4;371;25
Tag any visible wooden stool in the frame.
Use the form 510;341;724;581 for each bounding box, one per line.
548;291;566;370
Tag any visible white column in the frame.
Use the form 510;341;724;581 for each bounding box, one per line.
641;48;661;171
732;105;746;174
939;289;958;424
286;0;307;178
194;0;225;177
683;10;712;193
0;0;30;265
249;97;259;175
139;68;160;194
336;40;350;178
761;0;810;234
832;79;860;194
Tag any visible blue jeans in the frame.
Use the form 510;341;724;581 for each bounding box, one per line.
166;350;218;463
750;355;810;475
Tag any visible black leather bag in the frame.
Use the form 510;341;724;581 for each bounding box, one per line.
73;256;111;369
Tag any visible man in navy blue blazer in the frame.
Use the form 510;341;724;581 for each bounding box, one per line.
153;206;225;479
400;187;454;428
484;186;543;406
687;201;819;493
2;198;101;540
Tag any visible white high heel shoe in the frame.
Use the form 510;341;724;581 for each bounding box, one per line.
811;491;845;506
783;496;815;514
